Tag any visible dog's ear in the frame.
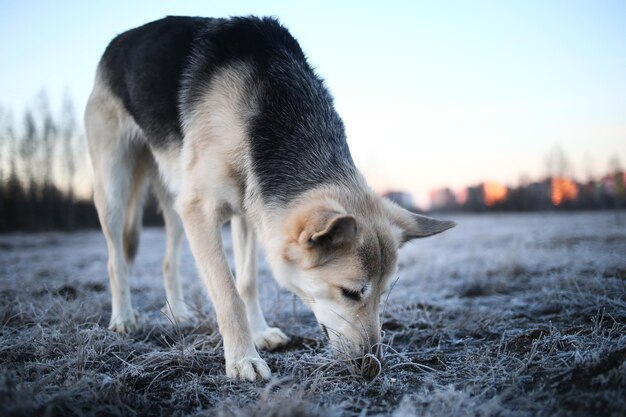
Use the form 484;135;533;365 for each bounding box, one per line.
299;211;357;248
383;199;456;245
284;207;357;267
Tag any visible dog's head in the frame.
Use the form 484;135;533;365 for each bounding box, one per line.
268;190;455;378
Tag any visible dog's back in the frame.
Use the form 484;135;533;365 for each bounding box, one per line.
97;16;358;205
99;16;208;148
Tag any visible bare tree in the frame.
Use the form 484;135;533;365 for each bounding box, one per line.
21;109;38;191
545;144;571;179
0;106;5;185
60;93;78;228
1;109;20;231
609;156;624;223
36;91;58;188
2;109;18;186
60;94;77;193
582;153;595;182
0;92;101;231
609;156;622;173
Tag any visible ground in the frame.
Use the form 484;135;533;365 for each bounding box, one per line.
0;212;625;417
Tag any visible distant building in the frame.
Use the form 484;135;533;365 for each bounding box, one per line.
463;182;508;210
429;188;457;210
383;191;414;210
526;180;552;209
455;189;468;206
392;171;624;214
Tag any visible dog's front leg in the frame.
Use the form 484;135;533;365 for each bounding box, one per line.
179;197;271;381
232;215;290;351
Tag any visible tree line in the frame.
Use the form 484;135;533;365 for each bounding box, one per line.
1;93;623;233
0;92;162;233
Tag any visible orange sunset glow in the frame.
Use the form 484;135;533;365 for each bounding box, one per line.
483;182;508;207
551;178;578;206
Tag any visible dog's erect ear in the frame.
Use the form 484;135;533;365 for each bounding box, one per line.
298;210;356;249
383;199;456;245
300;212;357;248
284;207;357;267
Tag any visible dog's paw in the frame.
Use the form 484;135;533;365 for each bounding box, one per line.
226;356;272;382
108;312;137;333
253;327;290;351
161;304;196;326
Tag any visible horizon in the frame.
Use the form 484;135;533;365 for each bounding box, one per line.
1;1;625;207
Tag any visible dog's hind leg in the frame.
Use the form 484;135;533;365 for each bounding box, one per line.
152;174;194;324
232;215;290;351
122;159;149;265
85;77;142;333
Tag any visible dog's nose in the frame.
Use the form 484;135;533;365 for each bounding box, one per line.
355;353;382;380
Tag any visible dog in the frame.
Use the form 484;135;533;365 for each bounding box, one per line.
85;16;455;381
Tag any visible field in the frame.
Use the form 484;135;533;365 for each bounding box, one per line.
1;212;625;416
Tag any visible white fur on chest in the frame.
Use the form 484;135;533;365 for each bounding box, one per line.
172;65;256;218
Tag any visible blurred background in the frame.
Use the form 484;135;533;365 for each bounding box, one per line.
0;0;624;232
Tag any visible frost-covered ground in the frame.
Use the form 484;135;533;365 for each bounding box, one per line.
1;212;625;416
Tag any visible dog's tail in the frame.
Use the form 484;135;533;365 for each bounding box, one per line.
123;152;149;264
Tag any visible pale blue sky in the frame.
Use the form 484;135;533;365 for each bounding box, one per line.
1;1;625;206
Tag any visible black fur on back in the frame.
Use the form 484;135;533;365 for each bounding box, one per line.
100;16;210;147
99;16;357;204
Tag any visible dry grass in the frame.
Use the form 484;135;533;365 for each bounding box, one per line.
0;212;625;416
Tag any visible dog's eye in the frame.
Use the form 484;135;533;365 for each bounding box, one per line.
340;287;361;301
